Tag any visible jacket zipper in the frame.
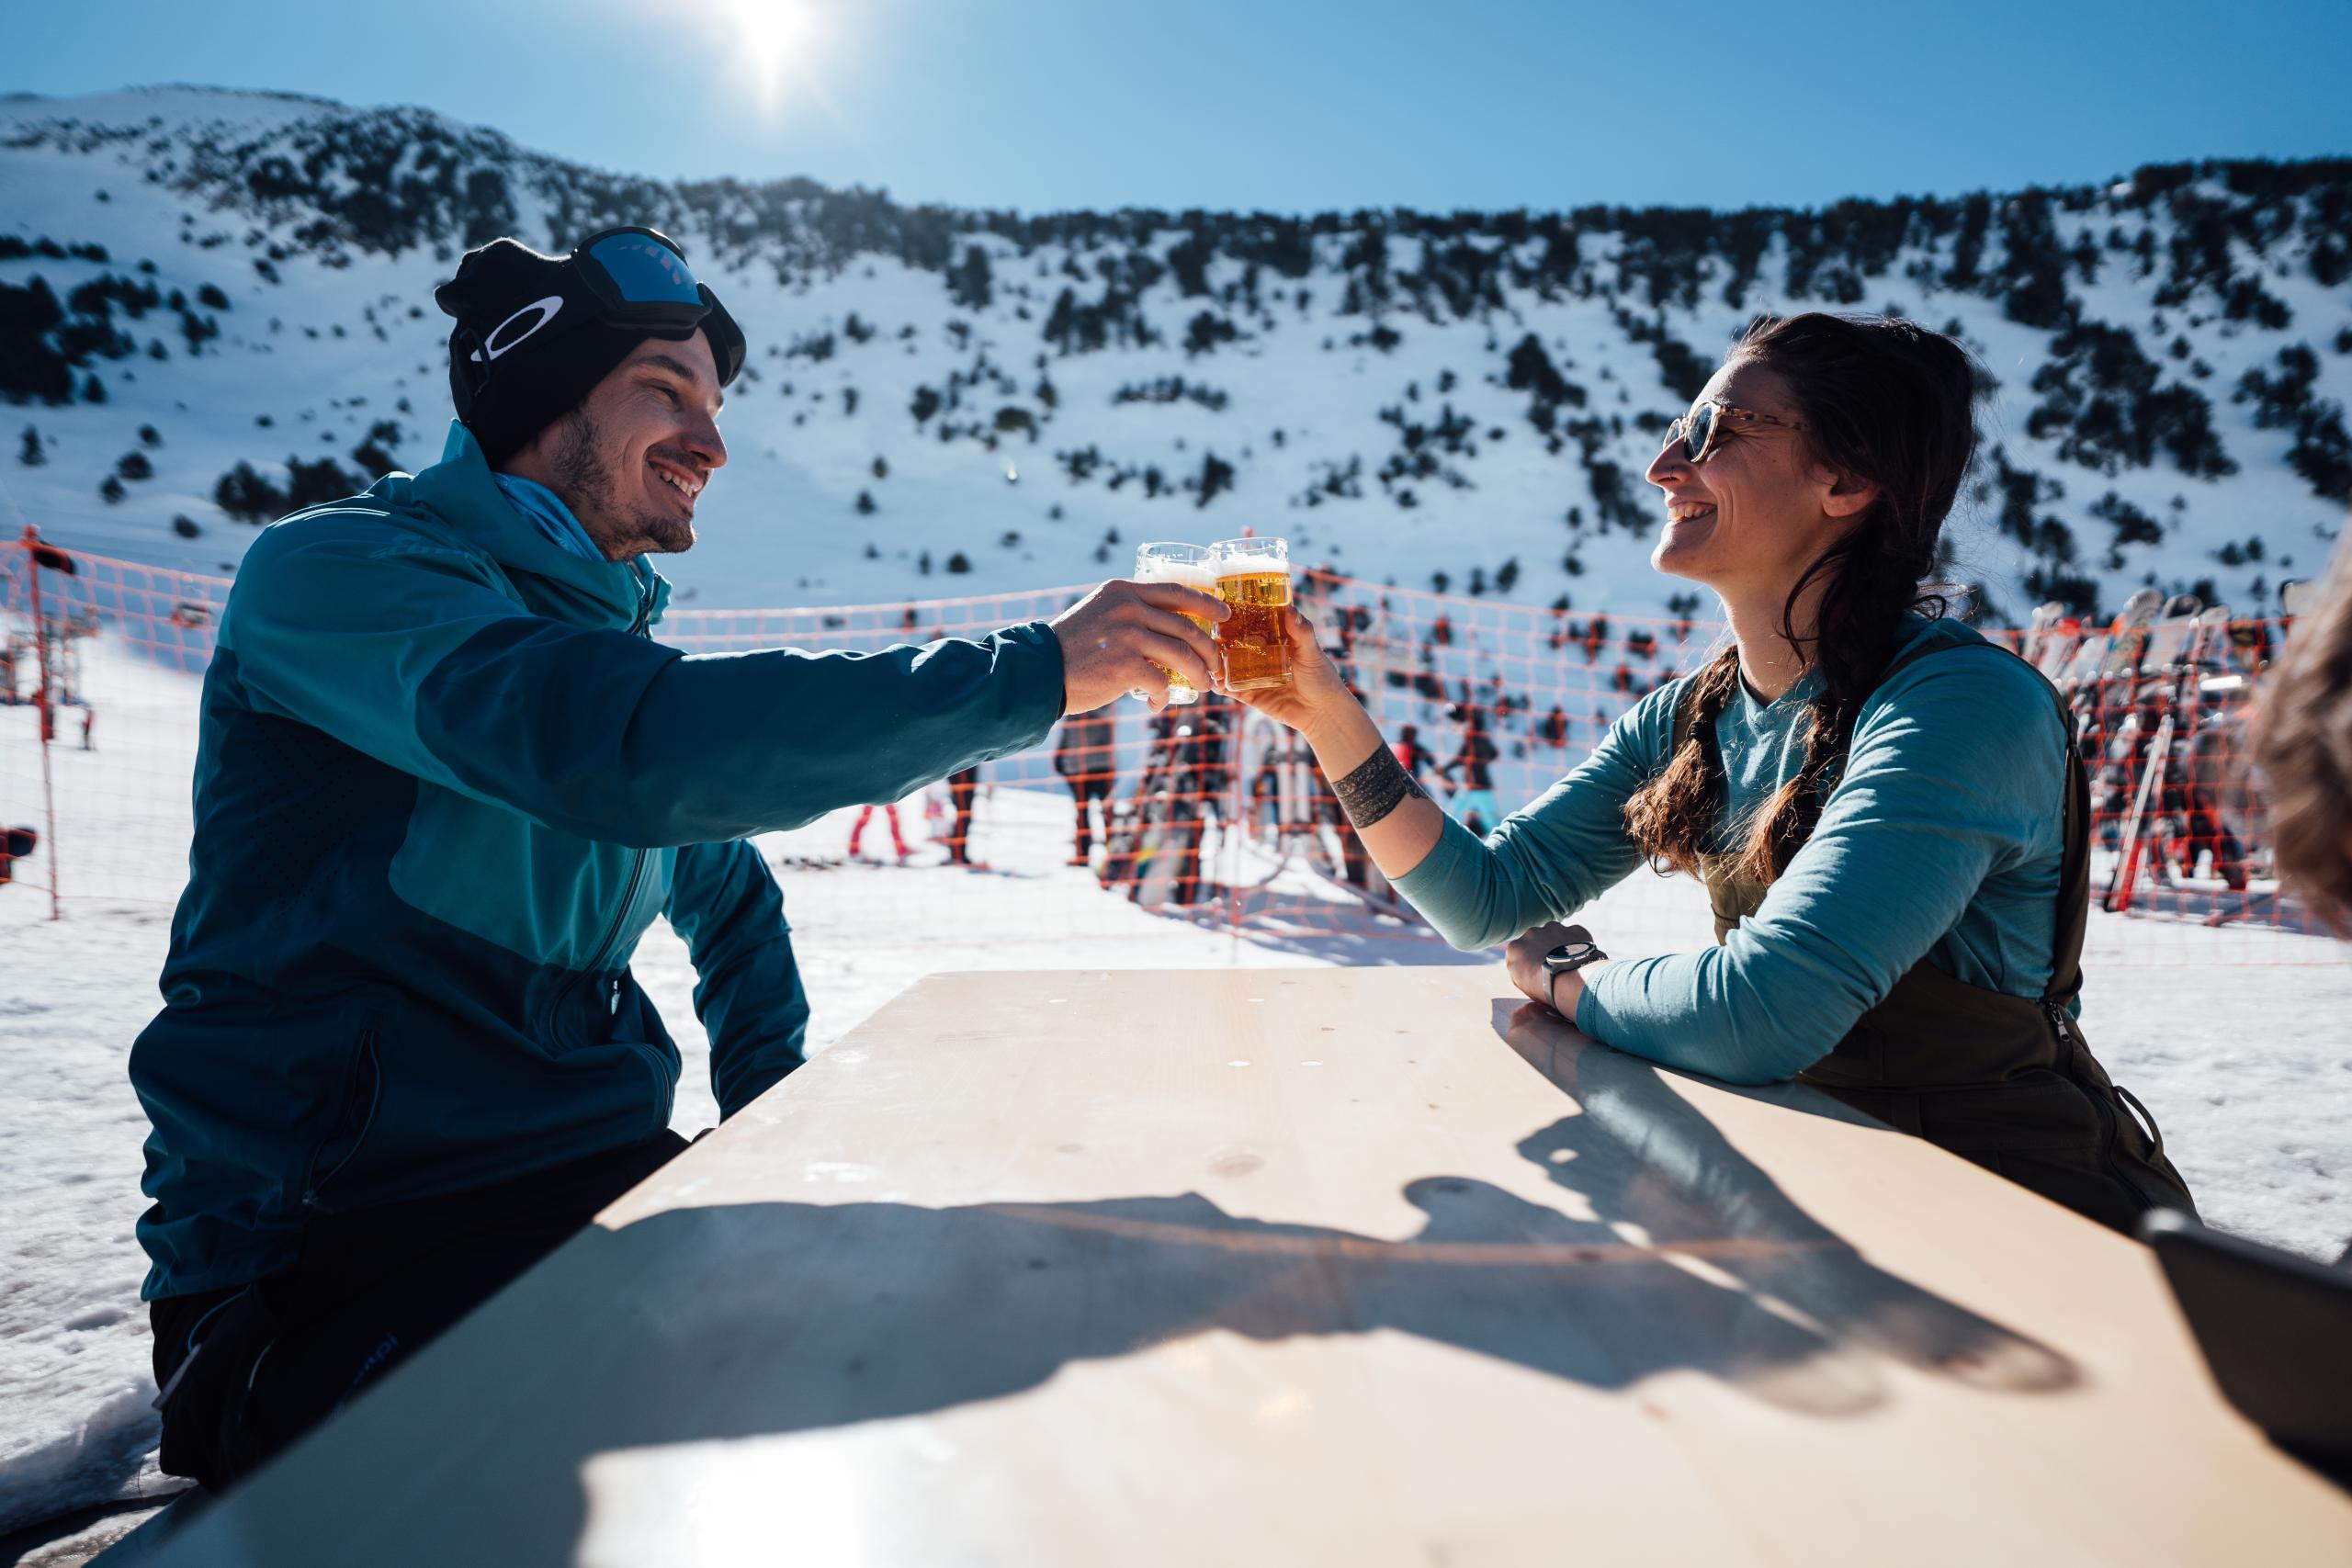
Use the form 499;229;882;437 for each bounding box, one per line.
546;581;656;1037
302;1029;381;1211
2042;998;2143;1197
628;567;656;637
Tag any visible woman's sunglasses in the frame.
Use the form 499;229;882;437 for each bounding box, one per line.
1661;399;1809;465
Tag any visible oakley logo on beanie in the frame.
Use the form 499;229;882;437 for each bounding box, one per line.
472;295;567;363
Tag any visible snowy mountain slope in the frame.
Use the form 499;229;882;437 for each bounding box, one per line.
2;85;2348;621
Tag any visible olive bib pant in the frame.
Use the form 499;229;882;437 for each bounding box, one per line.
1679;641;2195;1235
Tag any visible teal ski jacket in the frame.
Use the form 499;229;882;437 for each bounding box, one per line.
131;423;1065;1300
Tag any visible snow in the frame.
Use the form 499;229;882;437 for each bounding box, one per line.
3;636;2349;1539
4;81;2351;1542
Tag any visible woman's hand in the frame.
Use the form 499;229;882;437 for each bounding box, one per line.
1505;920;1602;1021
1219;606;1358;739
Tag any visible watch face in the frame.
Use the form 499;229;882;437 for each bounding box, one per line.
1545;942;1598;969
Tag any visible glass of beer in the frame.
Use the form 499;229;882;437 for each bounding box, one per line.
1135;541;1217;705
1213;536;1291;692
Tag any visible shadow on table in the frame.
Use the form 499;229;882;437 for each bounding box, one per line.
1127;893;1488;968
177;998;2082;1562
1232;923;1492;966
1489;996;2077;1398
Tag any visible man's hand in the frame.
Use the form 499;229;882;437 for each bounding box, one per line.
1504;920;1602;1021
1050;580;1228;715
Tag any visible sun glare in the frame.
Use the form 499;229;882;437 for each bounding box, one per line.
709;0;828;111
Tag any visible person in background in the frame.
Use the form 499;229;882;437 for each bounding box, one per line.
1314;750;1371;890
945;765;982;866
1227;310;2193;1236
0;825;36;886
1167;702;1233;905
1438;705;1499;835
1394;723;1435;784
847;798;911;863
1055;708;1118;865
1250;750;1281;835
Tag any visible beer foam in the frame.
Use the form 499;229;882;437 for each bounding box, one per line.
1139;560;1218;592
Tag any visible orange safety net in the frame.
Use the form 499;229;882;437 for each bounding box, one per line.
1;534;2335;963
1;530;226;915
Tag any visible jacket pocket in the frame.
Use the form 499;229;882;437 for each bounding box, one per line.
300;1029;382;1213
1912;1070;2103;1156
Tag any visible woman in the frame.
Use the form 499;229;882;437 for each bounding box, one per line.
1233;312;2194;1235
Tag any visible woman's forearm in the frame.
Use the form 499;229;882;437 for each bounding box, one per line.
1300;686;1658;952
1304;705;1448;880
1237;605;1654;940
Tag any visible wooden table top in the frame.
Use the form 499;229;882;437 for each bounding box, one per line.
147;966;2352;1566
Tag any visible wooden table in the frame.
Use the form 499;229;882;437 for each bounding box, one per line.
145;967;2352;1566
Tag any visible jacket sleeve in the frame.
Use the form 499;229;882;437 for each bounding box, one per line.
666;839;808;1118
1574;648;2068;1084
220;514;1064;848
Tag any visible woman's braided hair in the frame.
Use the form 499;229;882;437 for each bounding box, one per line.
1623;313;1983;884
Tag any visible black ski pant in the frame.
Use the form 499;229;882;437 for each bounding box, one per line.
1068;775;1113;859
150;1130;688;1494
946;768;979;864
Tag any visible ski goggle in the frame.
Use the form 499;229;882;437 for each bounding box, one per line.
569;226;745;386
1662;399;1809;465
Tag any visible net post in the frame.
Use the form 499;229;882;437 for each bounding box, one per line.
21;525;61;921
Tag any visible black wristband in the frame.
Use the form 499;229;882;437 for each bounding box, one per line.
1331;744;1428;829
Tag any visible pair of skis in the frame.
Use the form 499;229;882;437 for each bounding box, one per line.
2104;598;2233;914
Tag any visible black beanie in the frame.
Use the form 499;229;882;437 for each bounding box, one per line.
434;236;695;463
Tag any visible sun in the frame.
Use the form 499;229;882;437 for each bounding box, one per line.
708;0;830;111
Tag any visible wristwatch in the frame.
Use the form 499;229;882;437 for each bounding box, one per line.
1541;933;1608;1010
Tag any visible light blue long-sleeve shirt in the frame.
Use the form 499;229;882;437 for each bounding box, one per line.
1391;616;2074;1086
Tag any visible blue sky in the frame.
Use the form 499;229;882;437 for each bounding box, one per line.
7;0;2349;214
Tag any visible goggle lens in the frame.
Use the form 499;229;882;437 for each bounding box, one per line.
585;231;703;306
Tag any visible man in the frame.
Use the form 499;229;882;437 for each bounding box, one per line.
130;227;1224;1492
944;765;982;865
1053;706;1116;864
1163;700;1231;905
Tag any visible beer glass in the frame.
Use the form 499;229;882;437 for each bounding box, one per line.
1135;541;1216;705
1213;536;1291;692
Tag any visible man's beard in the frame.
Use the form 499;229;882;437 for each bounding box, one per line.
549;411;695;559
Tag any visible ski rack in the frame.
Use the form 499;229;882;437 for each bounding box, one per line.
2105;603;2232;914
